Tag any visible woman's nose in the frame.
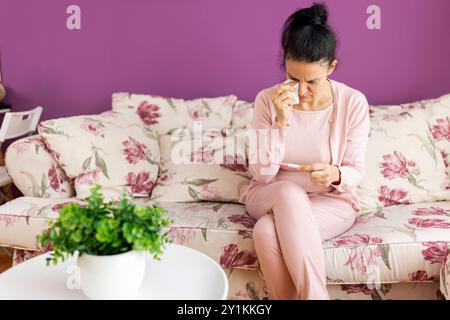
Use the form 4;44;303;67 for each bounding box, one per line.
298;83;308;96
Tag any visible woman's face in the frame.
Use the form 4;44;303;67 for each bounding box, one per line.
285;59;337;103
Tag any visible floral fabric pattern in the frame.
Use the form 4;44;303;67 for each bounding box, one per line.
112;92;237;135
3;92;450;300
150;131;252;203
5;135;74;198
230;100;254;129
38;110;160;199
2;196;450;291
357;94;450;212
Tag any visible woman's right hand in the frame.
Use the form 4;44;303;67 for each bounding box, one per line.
271;80;298;126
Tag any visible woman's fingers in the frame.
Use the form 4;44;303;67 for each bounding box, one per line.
311;170;330;178
275;92;293;105
276;82;297;95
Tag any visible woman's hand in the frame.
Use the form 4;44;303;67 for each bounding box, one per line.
270;80;298;126
298;162;341;188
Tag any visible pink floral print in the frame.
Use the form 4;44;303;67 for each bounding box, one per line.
51;202;79;212
188;105;205;121
220;244;257;268
238;230;253;239
199;184;221;201
13;245;52;265
227;214;256;229
332;233;383;247
81;119;104;137
168;227;195;245
408;270;437;282
400;102;426;111
382;112;410;122
10;141;29;154
421;242;449;264
76;168;101;185
440;149;449;168
344;246;382;273
341;284;375;295
0;215;20;227
220;155;249;172
122;136;148;164
380;151;416;180
48;166;60;191
136;101;161;126
232;106;250;118
429;117;450;141
189;146;216;164
378;186;411;207
408;217;450;229
126;171;155;194
413;207;450;216
157;172;173;186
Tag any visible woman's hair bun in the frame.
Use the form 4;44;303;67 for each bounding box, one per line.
295;2;328;26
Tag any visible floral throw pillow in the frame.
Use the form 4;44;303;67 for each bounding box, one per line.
231;99;253;129
112;92;237;135
38;110;160;200
5;135;74;198
420;93;450;188
356;96;450;212
151;130;252;203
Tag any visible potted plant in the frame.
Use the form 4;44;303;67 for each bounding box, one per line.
37;184;172;300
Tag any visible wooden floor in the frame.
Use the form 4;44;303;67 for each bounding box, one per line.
0;248;12;273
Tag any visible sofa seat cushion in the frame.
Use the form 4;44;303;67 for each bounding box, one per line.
322;201;450;284
1;197;449;285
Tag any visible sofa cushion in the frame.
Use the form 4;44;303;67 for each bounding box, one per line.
231;100;253;129
442;253;450;299
112;92;237;135
150;130;252;203
1;196;449;285
356;96;450;212
419;93;450;188
38;110;160;200
5;135;75;198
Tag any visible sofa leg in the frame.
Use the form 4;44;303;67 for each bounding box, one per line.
0;247;13;273
0;247;13;257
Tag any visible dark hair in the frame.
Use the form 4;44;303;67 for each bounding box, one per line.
280;3;337;68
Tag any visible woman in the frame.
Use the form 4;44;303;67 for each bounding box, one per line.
239;3;370;300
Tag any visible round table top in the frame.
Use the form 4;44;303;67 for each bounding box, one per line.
0;244;228;300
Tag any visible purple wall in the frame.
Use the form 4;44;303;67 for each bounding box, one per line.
1;0;449;121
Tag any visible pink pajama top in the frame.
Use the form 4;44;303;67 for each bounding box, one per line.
239;79;371;212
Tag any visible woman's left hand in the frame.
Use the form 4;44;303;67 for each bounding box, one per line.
298;162;340;187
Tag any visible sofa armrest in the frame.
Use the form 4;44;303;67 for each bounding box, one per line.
4;135;75;198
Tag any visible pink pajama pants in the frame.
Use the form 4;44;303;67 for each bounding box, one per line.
244;180;357;300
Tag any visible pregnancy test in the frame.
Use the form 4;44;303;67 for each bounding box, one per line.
278;162;303;169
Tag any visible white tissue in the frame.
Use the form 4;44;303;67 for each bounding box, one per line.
283;79;300;105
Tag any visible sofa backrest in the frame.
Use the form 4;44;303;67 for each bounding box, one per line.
5;91;450;210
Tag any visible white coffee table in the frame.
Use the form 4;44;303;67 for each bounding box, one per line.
0;244;228;300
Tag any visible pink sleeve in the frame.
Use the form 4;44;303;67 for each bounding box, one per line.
248;90;290;184
331;94;371;192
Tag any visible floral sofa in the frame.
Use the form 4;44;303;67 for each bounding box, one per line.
1;89;450;300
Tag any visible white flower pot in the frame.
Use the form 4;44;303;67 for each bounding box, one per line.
77;250;146;300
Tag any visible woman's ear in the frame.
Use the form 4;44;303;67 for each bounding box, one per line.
327;59;338;76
